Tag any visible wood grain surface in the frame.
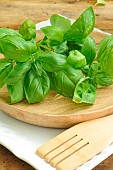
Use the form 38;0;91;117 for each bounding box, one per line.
0;0;113;169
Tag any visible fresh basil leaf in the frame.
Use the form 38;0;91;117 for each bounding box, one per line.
98;35;113;58
99;47;113;78
50;14;71;33
5;61;31;85
38;51;67;72
67;41;83;51
73;78;96;104
49;65;83;98
0;35;36;62
81;36;96;65
0;62;13;88
32;60;43;76
64;6;95;41
19;19;36;40
7;77;24;104
67;50;86;69
87;63;99;78
96;72;113;86
26;39;37;54
54;41;68;54
0;28;21;39
41;26;64;43
24;69;50;103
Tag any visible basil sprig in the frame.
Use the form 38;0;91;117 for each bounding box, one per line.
0;6;113;104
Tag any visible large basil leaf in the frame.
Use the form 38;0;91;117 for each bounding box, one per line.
67;50;86;69
81;36;96;65
5;61;31;85
0;35;37;62
7;77;24;104
50;14;71;33
99;47;113;78
41;26;64;43
49;65;83;98
38;51;67;72
98;35;113;58
0;61;13;88
19;19;36;41
24;69;50;103
64;6;95;41
73;78;96;104
0;28;21;39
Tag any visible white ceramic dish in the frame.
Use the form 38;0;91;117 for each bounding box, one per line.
0;110;113;170
0;18;113;170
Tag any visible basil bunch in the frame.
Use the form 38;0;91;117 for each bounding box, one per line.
0;6;113;104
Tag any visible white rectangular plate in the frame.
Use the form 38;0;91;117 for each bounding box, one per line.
0;110;113;170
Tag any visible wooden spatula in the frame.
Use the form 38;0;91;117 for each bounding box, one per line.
36;114;113;170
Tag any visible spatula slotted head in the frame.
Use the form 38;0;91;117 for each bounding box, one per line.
36;114;113;170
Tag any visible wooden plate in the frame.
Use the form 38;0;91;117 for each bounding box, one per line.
0;85;113;128
0;30;112;128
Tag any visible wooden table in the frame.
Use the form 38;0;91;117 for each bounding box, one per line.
0;0;113;169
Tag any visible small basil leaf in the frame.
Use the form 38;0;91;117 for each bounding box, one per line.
5;61;31;85
50;14;71;33
49;65;83;98
98;35;113;58
67;50;86;69
38;51;67;72
81;36;96;65
64;6;95;41
0;28;21;39
19;19;36;40
0;35;35;62
7;77;24;104
41;26;64;43
24;69;50;103
67;41;83;51
32;60;43;76
99;47;113;78
96;72;113;86
0;62;13;88
73;78;96;104
54;41;68;54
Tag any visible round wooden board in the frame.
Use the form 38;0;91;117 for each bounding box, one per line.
0;85;113;128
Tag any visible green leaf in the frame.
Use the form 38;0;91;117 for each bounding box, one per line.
96;72;113;86
7;77;24;104
0;35;37;62
24;69;50;103
38;51;67;72
0;62;13;88
19;19;36;40
67;50;86;69
32;60;43;76
81;36;96;65
41;26;64;43
5;61;31;85
73;78;96;104
49;65;84;98
98;35;113;58
0;28;21;39
50;14;71;33
64;6;95;41
54;41;68;54
99;47;113;78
